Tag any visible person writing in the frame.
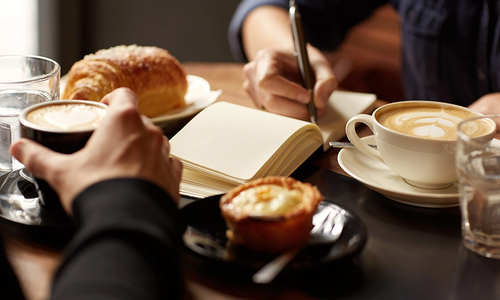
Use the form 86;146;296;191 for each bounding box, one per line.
228;0;500;120
1;88;184;299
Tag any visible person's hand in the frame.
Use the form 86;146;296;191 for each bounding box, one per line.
10;88;183;214
469;93;500;131
243;47;338;120
469;93;500;115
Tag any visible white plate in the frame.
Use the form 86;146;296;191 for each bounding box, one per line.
60;74;220;126
151;75;221;125
337;136;459;208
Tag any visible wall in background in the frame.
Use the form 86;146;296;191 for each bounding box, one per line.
39;0;241;74
82;0;239;63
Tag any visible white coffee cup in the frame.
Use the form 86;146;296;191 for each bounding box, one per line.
345;100;495;189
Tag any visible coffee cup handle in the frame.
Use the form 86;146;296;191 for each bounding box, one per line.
345;114;384;163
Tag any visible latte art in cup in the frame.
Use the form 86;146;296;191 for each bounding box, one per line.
346;100;495;190
25;102;107;131
378;105;478;140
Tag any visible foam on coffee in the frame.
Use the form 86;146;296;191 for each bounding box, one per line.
26;103;107;131
377;104;482;140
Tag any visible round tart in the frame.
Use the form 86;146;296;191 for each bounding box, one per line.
220;176;323;253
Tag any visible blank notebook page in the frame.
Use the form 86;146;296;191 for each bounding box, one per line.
170;101;317;182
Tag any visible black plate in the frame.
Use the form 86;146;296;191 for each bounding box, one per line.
181;194;367;273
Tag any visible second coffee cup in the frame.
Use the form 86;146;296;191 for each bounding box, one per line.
19;100;108;212
346;100;496;190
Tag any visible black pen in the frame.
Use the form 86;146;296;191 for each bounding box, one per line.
289;0;317;124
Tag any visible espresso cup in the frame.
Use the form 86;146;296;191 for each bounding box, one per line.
345;100;496;189
19;100;107;211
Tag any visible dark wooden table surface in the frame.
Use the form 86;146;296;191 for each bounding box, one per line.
3;62;500;300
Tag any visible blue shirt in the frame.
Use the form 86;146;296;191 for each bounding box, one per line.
229;0;500;107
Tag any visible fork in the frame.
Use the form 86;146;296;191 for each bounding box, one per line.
252;205;345;284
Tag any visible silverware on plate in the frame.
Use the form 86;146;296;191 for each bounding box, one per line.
329;141;377;149
252;205;345;284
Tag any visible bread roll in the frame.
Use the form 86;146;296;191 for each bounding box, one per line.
220;176;323;253
62;45;188;117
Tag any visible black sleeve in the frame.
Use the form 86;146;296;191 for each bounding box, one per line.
50;178;184;300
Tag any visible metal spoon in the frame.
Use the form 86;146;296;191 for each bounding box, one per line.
329;141;377;149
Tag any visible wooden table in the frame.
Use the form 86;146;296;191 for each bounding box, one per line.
4;62;500;300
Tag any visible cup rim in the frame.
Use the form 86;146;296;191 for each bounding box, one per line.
372;100;484;141
457;114;500;144
19;100;108;133
0;55;60;85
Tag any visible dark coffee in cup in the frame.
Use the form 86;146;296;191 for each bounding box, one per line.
19;100;107;212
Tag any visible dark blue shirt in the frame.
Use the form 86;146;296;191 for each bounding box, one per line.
229;0;500;107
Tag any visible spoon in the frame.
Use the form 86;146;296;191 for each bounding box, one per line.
252;205;345;284
329;141;377;149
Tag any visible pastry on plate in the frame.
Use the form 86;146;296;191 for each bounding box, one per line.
62;44;188;117
219;176;323;253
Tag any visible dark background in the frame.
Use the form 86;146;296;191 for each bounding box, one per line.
38;0;405;102
39;0;240;74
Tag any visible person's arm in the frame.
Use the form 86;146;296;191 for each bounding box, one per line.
50;179;183;300
230;0;388;120
11;88;184;299
469;93;500;115
468;93;500;130
242;5;293;60
240;4;338;120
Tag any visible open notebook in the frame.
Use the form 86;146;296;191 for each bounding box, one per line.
170;90;376;198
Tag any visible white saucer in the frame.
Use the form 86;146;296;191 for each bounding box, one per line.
337;136;459;208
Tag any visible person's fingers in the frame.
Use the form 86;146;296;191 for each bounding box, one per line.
313;68;337;110
101;87;138;108
158;135;182;203
258;74;310;104
244;75;309;119
10;139;64;180
140;115;163;134
161;136;182;176
262;94;310;120
93;93;144;142
244;51;310;104
162;135;172;155
243;79;261;108
171;157;183;175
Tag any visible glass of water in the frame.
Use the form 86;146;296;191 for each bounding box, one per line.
456;115;500;258
0;55;60;225
0;55;60;170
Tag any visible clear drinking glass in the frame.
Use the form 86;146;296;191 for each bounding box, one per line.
0;55;60;225
0;55;59;170
456;115;500;258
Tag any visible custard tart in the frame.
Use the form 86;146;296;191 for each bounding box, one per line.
219;176;323;253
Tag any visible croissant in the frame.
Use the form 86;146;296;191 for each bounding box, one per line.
62;45;188;117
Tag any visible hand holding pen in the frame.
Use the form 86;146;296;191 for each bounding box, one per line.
241;2;338;121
